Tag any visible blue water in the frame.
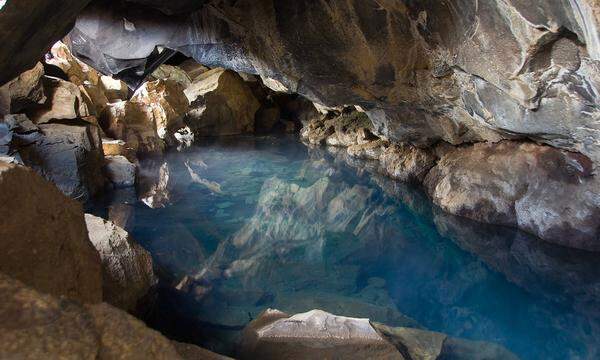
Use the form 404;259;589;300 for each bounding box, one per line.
90;135;600;359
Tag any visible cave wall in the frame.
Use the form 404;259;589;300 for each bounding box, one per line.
64;0;600;168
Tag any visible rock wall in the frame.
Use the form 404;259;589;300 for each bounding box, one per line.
67;0;600;169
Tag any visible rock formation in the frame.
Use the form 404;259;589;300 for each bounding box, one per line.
0;272;228;359
240;309;518;360
0;162;102;303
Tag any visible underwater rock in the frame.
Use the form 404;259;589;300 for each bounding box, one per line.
424;141;600;251
14;122;105;201
184;68;260;136
0;162;101;303
85;214;156;312
104;155;136;188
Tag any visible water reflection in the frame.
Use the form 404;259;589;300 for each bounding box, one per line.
89;135;600;359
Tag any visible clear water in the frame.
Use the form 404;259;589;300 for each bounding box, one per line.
89;135;600;359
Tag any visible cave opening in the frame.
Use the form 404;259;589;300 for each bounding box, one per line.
0;1;600;359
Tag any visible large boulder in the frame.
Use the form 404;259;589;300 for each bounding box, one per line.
424;141;600;251
0;162;102;303
0;62;46;115
0;272;228;359
15;122;105;201
150;64;192;88
240;309;400;359
27;76;91;124
184;68;260;136
85;214;156;312
240;309;518;360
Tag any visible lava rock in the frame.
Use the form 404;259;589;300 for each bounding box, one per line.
0;162;102;303
184;68;260;136
85;214;156;311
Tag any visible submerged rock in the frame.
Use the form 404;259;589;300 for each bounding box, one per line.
184;68;260;136
0;162;101;303
424;141;600;251
85;214;156;312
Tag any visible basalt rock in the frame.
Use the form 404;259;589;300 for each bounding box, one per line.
0;62;46;115
66;0;600;169
424;141;600;251
85;214;156;312
0;272;225;359
14;122;105;201
104;155;136;188
0;162;102;303
184;68;260;136
27;76;91;124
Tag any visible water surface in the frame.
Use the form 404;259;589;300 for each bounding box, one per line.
90;135;600;359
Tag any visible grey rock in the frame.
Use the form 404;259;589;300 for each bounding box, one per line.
105;155;136;188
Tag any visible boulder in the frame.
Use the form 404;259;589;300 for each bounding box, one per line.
0;62;46;114
150;64;192;88
184;68;260;136
178;59;210;81
85;214;156;312
0;162;102;303
254;106;281;134
102;138;136;161
105;155;136;188
101;100;165;154
424;141;600;251
240;309;400;360
378;144;437;183
100;75;129;101
27;76;91;123
45;41;100;87
131;79;189;144
0;272;225;359
15;122;105;201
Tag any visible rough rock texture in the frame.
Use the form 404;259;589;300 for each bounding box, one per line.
85;214;156;311
131;79;189;144
68;0;600;169
150;64;193;88
0;62;46;115
0;0;92;85
240;309;401;360
184;68;260;136
240;309;517;360
99;76;129;102
424;141;600;251
0;272;225;359
15;122;106;201
27;76;91;124
105;155;136;188
0;162;101;303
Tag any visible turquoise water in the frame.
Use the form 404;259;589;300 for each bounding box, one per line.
90;135;600;359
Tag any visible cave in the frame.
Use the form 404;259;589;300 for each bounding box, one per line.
0;1;599;359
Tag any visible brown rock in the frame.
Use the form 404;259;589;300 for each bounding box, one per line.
85;214;156;312
424;141;600;250
178;59;210;81
100;76;129;101
240;309;402;360
0;162;102;303
0;272;220;359
185;68;260;136
379;144;437;183
0;62;46;114
46;41;100;87
150;64;192;88
28;76;90;124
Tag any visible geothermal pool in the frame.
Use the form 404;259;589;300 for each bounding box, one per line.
89;135;600;359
